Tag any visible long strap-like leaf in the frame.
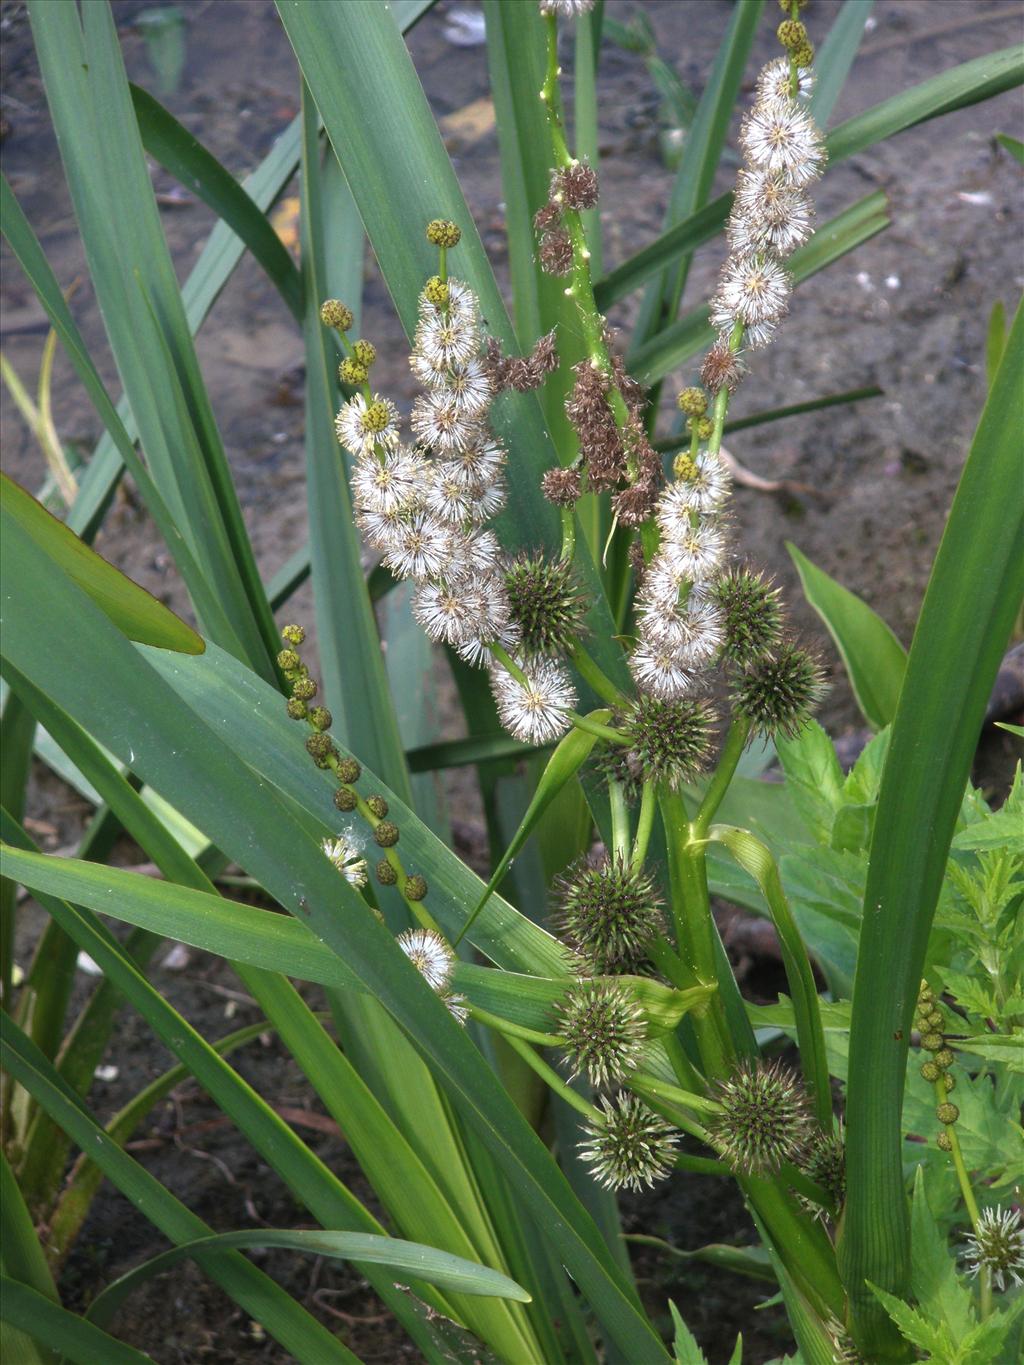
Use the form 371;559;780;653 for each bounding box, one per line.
839;299;1024;1356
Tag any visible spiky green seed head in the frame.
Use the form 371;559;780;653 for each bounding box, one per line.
555;854;664;973
686;415;714;441
308;706;333;732
936;1130;953;1152
504;553;589;655
352;339;377;368
404;874;428;901
286;697;308;721
376;858;398;886
934;1047;955;1070
676;386;708;417
374;821;400;848
281;623;306;646
622;694;716;788
426;218;461;248
292;676;318;701
963;1206;1024;1292
792;39;814;66
366;795;389;820
423;275;449;307
732;641;826;739
936;1102;959;1125
708;1060;812;1176
921;1031;945;1052
334;787;358;813
339;358;369;387
712;569;785;667
336;757;361;785
305;733;337;768
556;981;647;1088
578;1092;678;1192
320;299;353;331
800;1126;846;1211
777;18;807;49
920;1061;941;1083
278;648;301;673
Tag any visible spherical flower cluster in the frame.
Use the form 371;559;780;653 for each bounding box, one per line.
396;927;468;1024
963;1206;1024;1291
321;834;368;888
578;1092;678;1192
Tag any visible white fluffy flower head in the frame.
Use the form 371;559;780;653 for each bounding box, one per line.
491;655;577;743
335;393;400;459
322;835;368;888
397;928;455;993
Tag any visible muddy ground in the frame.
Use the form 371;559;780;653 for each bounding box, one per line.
2;0;1023;1361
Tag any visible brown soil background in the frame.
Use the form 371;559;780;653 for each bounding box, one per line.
2;0;1022;1361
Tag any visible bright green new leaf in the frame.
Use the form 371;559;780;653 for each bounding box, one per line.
787;543;906;729
1;475;203;655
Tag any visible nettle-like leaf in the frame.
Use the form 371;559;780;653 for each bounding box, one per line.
909;1167;976;1340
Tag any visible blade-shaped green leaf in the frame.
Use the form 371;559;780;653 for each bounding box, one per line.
1;476;202;655
787;542;907;729
2;512;669;1362
811;0;875;128
130;83;302;319
88;1229;530;1330
840;299;1024;1354
0;1279;152;1365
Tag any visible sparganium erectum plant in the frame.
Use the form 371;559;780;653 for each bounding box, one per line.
1;0;1021;1362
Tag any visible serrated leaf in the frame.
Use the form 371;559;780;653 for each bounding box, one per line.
910;1167;976;1340
668;1300;709;1365
775;720;845;844
867;1281;957;1360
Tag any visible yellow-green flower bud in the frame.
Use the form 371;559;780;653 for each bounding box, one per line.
778;0;808;10
281;623;305;646
339;358;369;386
366;795;389;819
673;452;698;481
291;676;317;702
426;218;461;248
334;787;357;813
792;40;814;66
320;299;353;331
676;386;708;417
305;733;336;768
308;706;332;732
362;401;392;433
352;339;377;368
777;19;807;49
286;698;308;721
404;874;428;901
936;1102;959;1126
687;415;715;442
374;821;400;848
936;1131;952;1152
278;648;301;673
935;1047;955;1069
423;275;449;308
920;1031;944;1052
920;1061;941;1083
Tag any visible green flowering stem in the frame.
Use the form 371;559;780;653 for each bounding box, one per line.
631;782;656;872
933;1076;991;1318
629;1074;715;1144
707;320;745;459
781;1162;836;1216
501;1031;601;1123
559;505;576;561
672;1156;730;1176
468;1004;561;1050
437;243;448;288
608;780;630;860
661;1031;707;1095
569;642;626;707
568;713;630;746
693;715;751;839
789;0;801;97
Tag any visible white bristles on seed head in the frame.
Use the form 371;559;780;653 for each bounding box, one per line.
396;928;455;992
729;170;815;257
658;519;727;581
756;56;814;105
412;581;478;644
491;655;577;743
636;595;725;666
629;641;694;699
335;393;400;459
382;512;452;581
439;359;493;418
738;100;825;187
321;835;368;888
414;312;479;372
351;449;428;517
713;254;792;326
411;391;483;454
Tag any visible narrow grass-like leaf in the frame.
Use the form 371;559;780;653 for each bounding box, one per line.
630;192;890;382
706;826;832;1129
88;1230;530;1329
811;0;875;128
840;300;1024;1354
0;1018;361;1364
298;88;411;799
130;83;302;319
407;733;545;773
0;1279;151;1365
986;299;1007;389
28;0;278;677
2;527;669;1361
1;476;202;655
721;385;884;435
787;542;906;729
